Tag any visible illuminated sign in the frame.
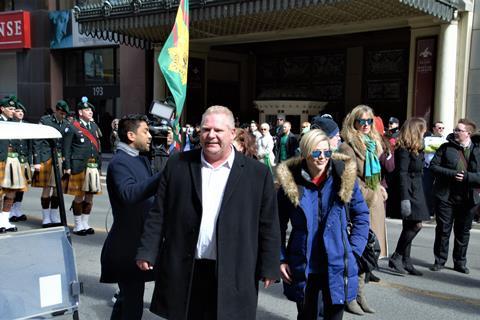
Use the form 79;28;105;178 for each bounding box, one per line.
0;11;31;50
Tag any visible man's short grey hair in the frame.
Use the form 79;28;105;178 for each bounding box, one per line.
201;105;235;129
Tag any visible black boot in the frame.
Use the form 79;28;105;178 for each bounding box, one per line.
403;244;422;276
389;252;406;274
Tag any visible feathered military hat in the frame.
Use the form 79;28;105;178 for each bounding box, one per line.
77;96;95;111
55;100;70;113
1;95;19;108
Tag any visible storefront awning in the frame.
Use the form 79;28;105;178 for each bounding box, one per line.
75;0;470;49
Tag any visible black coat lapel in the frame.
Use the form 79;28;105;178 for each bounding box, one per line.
219;152;245;213
189;150;202;202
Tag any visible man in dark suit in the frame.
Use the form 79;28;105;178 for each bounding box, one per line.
32;100;70;227
100;114;161;320
63;96;101;235
430;118;480;274
275;120;298;163
136;105;280;320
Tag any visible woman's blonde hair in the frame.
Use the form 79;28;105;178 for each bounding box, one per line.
396;117;426;154
300;129;330;158
341;104;383;155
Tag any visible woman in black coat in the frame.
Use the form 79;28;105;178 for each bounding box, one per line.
389;118;430;275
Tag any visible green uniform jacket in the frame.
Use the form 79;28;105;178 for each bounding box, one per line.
33;114;70;164
9;120;32;165
0;116;11;162
63;120;102;174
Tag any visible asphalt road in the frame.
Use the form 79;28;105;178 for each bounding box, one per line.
7;176;480;320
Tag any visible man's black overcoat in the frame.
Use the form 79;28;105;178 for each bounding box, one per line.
136;149;280;320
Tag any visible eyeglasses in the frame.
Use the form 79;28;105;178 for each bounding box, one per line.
356;118;373;126
311;150;332;159
454;128;467;133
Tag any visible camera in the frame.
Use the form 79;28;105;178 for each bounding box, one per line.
147;99;176;173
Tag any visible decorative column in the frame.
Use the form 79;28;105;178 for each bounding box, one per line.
434;21;458;133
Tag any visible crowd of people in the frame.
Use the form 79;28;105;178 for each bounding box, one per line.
1;97;479;320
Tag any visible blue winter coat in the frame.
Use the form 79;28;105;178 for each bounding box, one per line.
276;153;370;305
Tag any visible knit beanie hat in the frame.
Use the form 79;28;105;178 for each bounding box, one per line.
311;115;339;138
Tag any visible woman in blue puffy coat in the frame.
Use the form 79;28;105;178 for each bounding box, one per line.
276;129;370;320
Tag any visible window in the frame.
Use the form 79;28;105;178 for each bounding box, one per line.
64;47;117;86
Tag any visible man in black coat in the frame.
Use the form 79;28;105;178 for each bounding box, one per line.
100;114;161;320
136;106;280;320
429;118;480;274
275;120;298;163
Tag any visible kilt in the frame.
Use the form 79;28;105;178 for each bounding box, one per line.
63;159;102;197
21;162;32;184
32;158;63;188
1;156;28;193
0;161;4;196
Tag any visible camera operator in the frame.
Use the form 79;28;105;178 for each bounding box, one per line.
148;122;178;174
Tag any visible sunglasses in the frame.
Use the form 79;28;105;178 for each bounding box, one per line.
311;150;332;159
436;126;445;130
356;118;373;126
261;128;268;131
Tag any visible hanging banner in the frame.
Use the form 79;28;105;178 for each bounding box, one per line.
0;11;31;50
413;37;437;124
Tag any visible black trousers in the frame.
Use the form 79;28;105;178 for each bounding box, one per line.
296;273;344;320
110;280;145;320
187;259;217;320
434;200;476;267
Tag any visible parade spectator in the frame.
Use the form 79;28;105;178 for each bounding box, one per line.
100;114;161;320
275;114;286;137
110;118;119;153
10;101;32;223
257;123;276;170
389;118;429;276
429;118;480;274
233;128;257;158
339;105;387;315
423;121;447;216
32;100;70;228
386;117;400;148
311;115;341;150
276;129;369;320
249;121;262;141
275;121;298;163
63;97;102;236
136;105;280;319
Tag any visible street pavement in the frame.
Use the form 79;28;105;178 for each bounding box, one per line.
8;163;480;320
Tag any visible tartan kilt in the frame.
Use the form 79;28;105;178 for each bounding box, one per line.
1;157;28;193
0;161;4;196
32;158;63;188
63;170;102;196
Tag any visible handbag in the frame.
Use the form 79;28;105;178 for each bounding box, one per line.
353;228;380;274
345;207;380;274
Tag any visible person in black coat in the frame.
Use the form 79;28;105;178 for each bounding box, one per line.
429;118;480;274
136;106;280;320
100;114;161;320
275;121;298;163
388;118;430;276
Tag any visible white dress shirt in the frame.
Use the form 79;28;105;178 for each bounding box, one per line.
195;147;235;260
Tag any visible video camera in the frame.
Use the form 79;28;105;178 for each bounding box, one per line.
147;99;176;173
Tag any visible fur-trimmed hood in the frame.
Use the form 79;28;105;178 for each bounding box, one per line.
276;152;357;206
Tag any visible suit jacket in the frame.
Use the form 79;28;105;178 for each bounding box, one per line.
32;114;69;164
136;149;280;320
100;149;160;283
63;120;101;174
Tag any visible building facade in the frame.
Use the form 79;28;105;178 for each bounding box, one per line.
75;0;475;133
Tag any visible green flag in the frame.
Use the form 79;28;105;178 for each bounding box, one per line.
158;0;189;131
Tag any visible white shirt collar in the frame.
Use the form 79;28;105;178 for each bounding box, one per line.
201;145;235;169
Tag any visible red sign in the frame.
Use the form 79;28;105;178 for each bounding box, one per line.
413;37;436;125
0;11;31;50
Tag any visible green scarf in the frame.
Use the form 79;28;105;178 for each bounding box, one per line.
363;135;381;190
